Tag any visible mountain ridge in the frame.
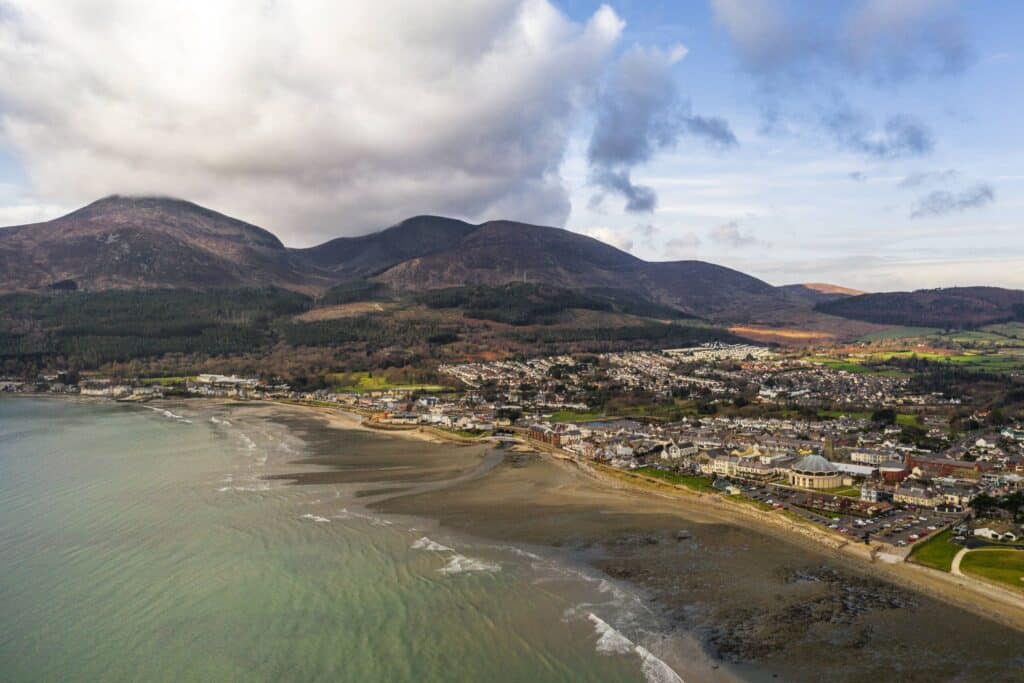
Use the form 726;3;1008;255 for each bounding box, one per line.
2;195;1012;329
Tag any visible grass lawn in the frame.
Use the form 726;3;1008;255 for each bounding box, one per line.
331;371;446;393
820;485;861;498
908;528;959;572
549;409;607;423
859;326;941;341
633;467;716;493
960;550;1024;593
818;409;871;420
896;413;921;427
806;356;874;374
140;376;193;386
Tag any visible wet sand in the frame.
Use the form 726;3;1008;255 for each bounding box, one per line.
250;402;1024;683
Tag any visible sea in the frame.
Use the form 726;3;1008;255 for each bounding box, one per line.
0;397;696;683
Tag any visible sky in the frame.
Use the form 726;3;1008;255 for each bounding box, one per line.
0;0;1021;291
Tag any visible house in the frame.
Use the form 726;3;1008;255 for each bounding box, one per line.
893;485;941;508
973;527;1019;542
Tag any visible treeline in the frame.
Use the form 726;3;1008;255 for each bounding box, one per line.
275;315;454;349
319;279;388;306
416;283;687;325
0;288;311;371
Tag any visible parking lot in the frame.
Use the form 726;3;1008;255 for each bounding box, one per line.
727;480;962;546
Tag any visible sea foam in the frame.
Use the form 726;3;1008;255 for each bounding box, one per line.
586;614;684;683
300;514;331;523
587;613;635;655
438;555;501;575
411;536;500;575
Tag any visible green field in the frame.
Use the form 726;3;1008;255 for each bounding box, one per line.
633;467;716;493
140;376;193;386
960;549;1024;592
805;356;874;373
330;371;446;393
859;326;941;341
820;485;861;498
549;409;608;423
908;528;959;572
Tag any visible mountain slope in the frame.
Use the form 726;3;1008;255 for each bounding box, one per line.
371;218;796;319
294;215;477;278
0;196;321;292
779;283;864;306
816;287;1024;327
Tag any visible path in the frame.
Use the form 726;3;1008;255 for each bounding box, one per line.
951;547;968;577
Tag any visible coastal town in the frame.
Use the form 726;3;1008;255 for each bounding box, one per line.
4;342;1024;596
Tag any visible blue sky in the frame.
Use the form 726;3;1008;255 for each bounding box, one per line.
0;1;1021;291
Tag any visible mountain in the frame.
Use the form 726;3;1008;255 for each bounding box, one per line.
816;287;1024;328
369;219;790;319
9;196;1012;330
0;198;801;320
0;196;323;292
295;215;478;279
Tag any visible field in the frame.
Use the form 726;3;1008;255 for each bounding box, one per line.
859;326;940;341
908;528;959;572
633;467;716;493
548;409;607;423
850;322;1024;375
819;485;861;498
805;356;874;374
329;371;446;393
960;549;1024;593
140;376;193;386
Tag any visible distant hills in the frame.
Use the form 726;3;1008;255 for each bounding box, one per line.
2;195;1017;330
817;287;1024;328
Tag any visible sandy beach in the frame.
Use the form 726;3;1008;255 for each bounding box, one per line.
232;398;1024;682
262;398;1024;633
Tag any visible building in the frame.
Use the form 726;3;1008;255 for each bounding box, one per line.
787;454;843;489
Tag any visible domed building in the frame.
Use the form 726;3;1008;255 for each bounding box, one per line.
788;454;843;489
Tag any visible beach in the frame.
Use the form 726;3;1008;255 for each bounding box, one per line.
3;395;1023;682
252;399;1024;682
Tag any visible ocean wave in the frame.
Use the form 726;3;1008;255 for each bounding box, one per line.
411;536;455;553
438;554;501;575
301;514;331;523
411;536;500;575
587;613;635;655
335;508;392;526
635;645;684;683
216;483;271;493
586;614;684;683
144;405;192;423
209;416;232;426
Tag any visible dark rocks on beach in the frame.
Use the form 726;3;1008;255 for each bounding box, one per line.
676;530;692;541
707;565;918;663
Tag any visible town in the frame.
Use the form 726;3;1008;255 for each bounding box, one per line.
4;342;1023;582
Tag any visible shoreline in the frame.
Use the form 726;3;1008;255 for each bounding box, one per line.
259;395;1024;633
530;439;1024;632
8;392;1024;633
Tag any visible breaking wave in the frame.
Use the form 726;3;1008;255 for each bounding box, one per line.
586;614;684;683
301;514;331;523
410;536;500;575
144;405;192;423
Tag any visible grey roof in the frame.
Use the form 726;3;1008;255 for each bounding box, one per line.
792;454;839;474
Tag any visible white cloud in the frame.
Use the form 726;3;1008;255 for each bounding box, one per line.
579;225;634;252
0;0;624;244
707;220;764;248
